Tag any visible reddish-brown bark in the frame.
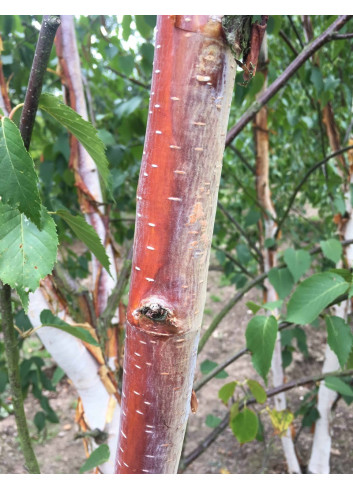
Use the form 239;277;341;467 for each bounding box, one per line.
115;15;236;474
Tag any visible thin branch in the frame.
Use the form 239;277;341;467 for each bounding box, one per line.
228;144;256;175
225;15;352;146
217;202;263;262
198;272;267;353
106;65;150;89
0;281;40;473
181;368;353;470
211;244;255;279
331;33;353;40
279;30;299;56
195;322;292;392
19;15;61;150
288;15;305;49
275;145;353;239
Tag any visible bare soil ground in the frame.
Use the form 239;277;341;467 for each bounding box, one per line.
1;270;353;474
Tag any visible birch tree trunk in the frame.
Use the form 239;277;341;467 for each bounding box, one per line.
302;15;352;474
115;15;237;474
254;34;301;474
29;16;121;473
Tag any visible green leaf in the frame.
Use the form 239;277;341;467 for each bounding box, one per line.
56;209;111;275
205;414;222;428
325;376;353;397
283;248;311;283
200;359;228;379
329;268;352;282
0;203;57;305
247;379;267;404
245;315;278;384
320;239;342;264
262;300;283;311
38;94;110;191
122;15;132;41
40;310;99;347
268;267;294;299
230;408;258;443
218;381;237;404
0;117;41;227
326;316;353;368
246;301;261;314
310;66;324;94
135;15;154;39
286;272;349;325
79;444;110;473
34;411;46;432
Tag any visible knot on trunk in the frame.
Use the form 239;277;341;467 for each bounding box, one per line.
138;303;169;322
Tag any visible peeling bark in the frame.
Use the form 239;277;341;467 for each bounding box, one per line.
254;34;301;474
28;288;120;474
115;15;236;474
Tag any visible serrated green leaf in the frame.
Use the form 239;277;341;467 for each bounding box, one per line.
38;94;110;191
326;316;353;368
0;203;57;305
286;272;349;325
283;248;311;283
320;239;342;264
40;310;99;347
218;381;237;404
268;267;294;299
230;408;258;443
325;376;353;397
247;379;267;404
205;414;222;428
79;444;110;473
0;117;41;227
56;209;111;275
245;315;278;385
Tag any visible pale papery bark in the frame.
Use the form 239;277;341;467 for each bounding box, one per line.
115;15;236;474
254;34;301;474
28;289;120;473
303;16;351;473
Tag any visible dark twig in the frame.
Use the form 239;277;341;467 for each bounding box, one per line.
225;16;352;146
288;15;305;49
0;15;60;475
19;15;61;150
228;144;256;175
217;202;263;263
106;65;150;89
181;368;353;470
275;145;353;239
211;244;255;279
279;30;299;56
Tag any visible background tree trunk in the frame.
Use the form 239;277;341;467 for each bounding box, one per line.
254;33;301;474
